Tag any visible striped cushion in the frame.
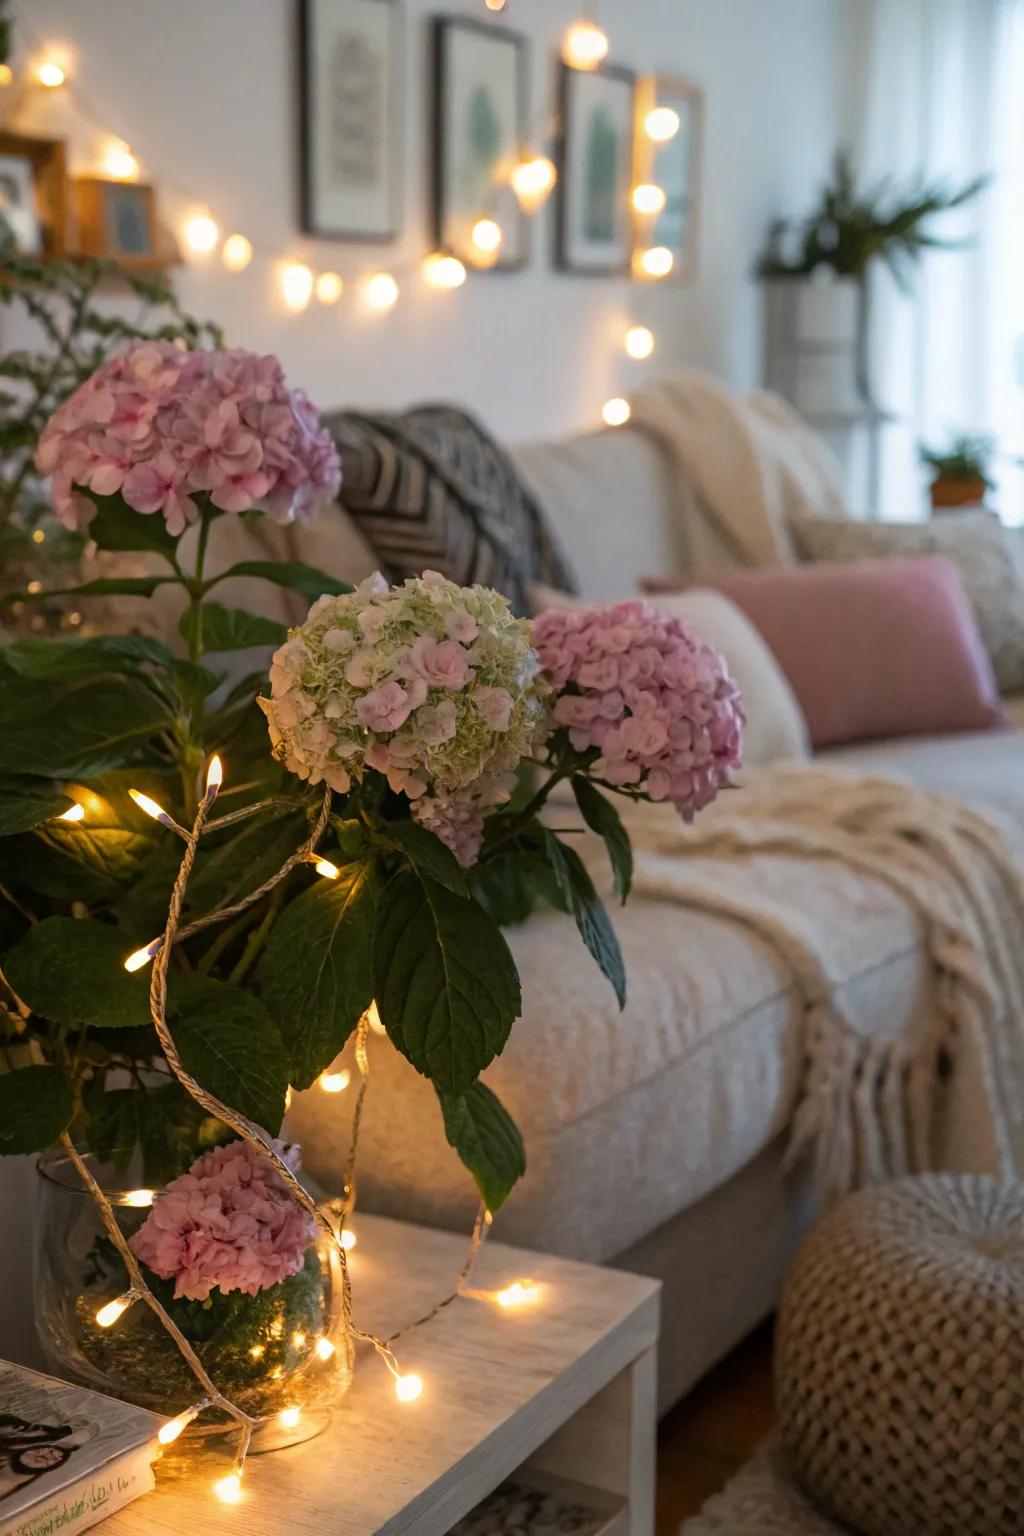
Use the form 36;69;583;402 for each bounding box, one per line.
324;405;577;614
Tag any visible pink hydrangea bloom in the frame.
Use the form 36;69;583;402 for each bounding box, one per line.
129;1139;316;1302
532;601;743;819
36;341;341;534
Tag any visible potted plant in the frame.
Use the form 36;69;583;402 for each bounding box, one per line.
0;339;744;1481
758;152;988;419
919;434;995;511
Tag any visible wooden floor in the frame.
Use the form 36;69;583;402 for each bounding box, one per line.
655;1321;776;1534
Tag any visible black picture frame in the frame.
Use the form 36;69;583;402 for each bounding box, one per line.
299;0;403;243
556;61;637;276
432;15;529;274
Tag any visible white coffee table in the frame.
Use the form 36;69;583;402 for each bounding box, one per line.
103;1212;661;1536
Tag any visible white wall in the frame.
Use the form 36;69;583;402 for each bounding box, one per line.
8;0;844;443
0;0;845;1365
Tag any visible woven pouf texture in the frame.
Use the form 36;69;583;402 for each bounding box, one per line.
776;1174;1024;1536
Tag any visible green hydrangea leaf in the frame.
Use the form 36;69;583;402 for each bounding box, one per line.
373;870;521;1096
438;1080;525;1212
179;602;287;654
0;1065;74;1154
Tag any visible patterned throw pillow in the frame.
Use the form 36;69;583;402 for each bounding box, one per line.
322;405;577;615
794;511;1024;695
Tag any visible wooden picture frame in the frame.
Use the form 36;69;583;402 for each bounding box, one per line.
432;16;528;273
72;178;163;270
556;62;636;276
0;131;67;258
299;0;403;242
632;74;704;284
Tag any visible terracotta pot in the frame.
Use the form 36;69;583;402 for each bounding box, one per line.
930;475;988;510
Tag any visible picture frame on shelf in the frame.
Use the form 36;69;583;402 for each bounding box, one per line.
633;74;704;284
433;16;528;272
557;62;636;276
0;132;67;258
72;178;164;270
299;0;403;242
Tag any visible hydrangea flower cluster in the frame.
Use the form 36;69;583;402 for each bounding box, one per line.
532;600;743;818
129;1140;315;1302
259;571;550;866
35;341;341;535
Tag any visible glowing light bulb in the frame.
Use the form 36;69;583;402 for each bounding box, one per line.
278;1406;301;1430
394;1372;423;1403
32;529;45;544
285;1086;294;1111
128;788;169;823
100;138;139;182
340;1227;357;1251
368;1000;385;1035
638;245;674;278
0;64;13;87
222;233;253;272
319;1069;350;1094
496;1279;536;1308
423;253;467;289
314;270;344;304
562;21;609;70
281;261;314;312
58;802;85;823
249;1344;265;1360
213;1471;242;1504
645;106;680;143
625;324;655;360
471;218;502;255
158;1404;202;1445
602;397;631;427
365;272;399;312
632;183;666;216
315;1337;336;1361
314;858;340;880
183;215;218;254
485;0;507;9
122;1188;154;1209
124;940;160;973
205;754;223;795
35;59;66;88
511;157;557;211
95;1291;136;1328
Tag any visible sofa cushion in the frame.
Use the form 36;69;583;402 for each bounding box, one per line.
323;405;577;613
289;842;932;1264
794;510;1024;696
820;723;1024;821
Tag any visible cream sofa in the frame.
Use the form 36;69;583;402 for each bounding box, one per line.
175;422;1024;1414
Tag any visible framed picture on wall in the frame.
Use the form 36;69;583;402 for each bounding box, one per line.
0;132;67;257
557;63;636;276
433;17;528;272
73;179;162;269
633;74;704;283
299;0;402;241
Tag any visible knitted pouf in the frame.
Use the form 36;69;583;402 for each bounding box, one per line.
776;1175;1024;1536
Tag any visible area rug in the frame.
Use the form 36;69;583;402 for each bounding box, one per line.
680;1443;852;1534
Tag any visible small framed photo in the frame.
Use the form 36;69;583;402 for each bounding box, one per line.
0;132;67;257
633;74;704;284
299;0;403;242
433;17;528;272
557;63;636;276
73;179;161;269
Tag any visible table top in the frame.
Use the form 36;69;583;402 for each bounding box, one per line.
104;1212;660;1536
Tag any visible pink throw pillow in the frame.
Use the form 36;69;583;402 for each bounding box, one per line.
646;557;1005;747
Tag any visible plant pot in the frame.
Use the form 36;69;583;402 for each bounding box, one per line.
930;476;988;510
34;1152;352;1453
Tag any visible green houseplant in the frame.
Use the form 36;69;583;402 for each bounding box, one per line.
919;434;995;510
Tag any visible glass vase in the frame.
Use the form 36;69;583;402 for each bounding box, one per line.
34;1152;352;1453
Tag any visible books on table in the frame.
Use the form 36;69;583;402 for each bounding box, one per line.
0;1361;162;1536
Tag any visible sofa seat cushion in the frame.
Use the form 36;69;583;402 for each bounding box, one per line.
819;725;1024;822
290;846;931;1264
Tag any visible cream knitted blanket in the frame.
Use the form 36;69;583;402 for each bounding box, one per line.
621;766;1024;1204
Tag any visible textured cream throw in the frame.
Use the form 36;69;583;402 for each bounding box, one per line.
619;767;1024;1204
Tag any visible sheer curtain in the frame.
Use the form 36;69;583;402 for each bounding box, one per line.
845;0;1024;520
